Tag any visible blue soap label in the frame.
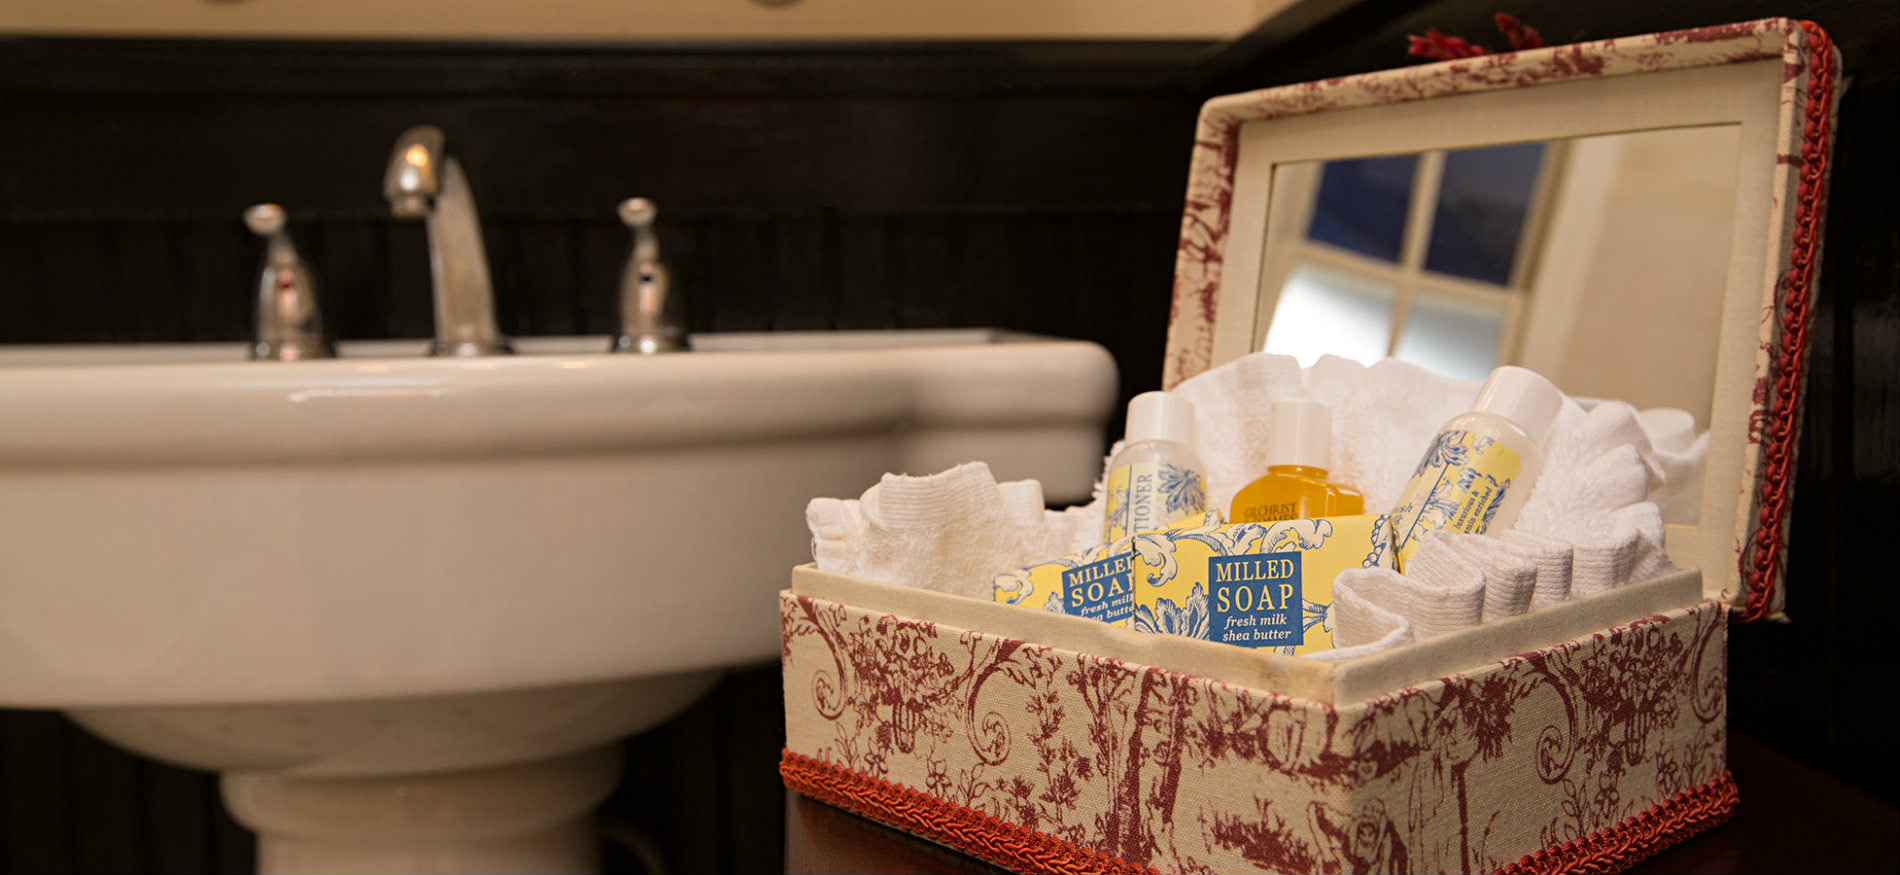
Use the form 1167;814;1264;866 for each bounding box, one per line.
1062;553;1134;625
1207;552;1303;648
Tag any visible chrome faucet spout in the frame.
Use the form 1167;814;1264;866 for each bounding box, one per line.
384;125;511;357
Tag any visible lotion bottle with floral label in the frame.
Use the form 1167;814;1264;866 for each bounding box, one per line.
1103;391;1208;542
1229;398;1364;522
1390;366;1563;570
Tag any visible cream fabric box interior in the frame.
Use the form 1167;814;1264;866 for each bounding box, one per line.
781;18;1837;874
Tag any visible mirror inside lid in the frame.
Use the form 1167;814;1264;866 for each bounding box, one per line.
1162;19;1839;620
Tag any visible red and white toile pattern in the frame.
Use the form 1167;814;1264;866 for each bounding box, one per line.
780;590;1730;874
1162;19;1836;622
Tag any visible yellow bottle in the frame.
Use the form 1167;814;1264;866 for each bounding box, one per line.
1229;399;1364;523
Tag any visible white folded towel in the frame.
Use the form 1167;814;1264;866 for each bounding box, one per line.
1168;352;1307;514
1324;358;1480;513
1610;503;1676;580
1584;404;1710;525
1648;427;1711;526
1518;405;1660;535
1100;354;1481;520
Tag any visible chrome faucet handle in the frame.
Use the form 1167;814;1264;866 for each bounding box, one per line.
244;203;334;361
611;197;687;354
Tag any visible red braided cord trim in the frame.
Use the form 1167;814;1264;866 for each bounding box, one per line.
1742;21;1835;623
1498;771;1739;874
781;749;1155;875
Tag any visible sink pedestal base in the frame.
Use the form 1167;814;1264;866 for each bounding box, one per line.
223;746;622;875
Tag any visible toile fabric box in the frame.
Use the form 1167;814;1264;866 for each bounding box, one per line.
782;566;1718;874
780;18;1838;874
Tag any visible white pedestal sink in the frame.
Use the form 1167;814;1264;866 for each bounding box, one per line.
0;330;1114;874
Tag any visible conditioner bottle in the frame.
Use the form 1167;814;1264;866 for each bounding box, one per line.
1104;392;1208;542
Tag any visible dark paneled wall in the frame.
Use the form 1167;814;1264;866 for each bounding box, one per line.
0;37;1206;874
0;40;1201;349
0;710;254;874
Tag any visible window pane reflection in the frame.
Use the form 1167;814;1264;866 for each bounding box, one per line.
1262;262;1396;367
1424;143;1545;284
1393;290;1504;382
1307;154;1417;263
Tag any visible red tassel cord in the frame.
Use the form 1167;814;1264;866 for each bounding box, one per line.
1407;13;1546;60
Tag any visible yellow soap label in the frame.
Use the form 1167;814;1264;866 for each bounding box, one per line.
993;539;1123;618
1104;460;1207;543
995;511;1223;629
1130;512;1391;655
1389;429;1522;569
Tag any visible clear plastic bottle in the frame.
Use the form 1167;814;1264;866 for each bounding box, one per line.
1229;398;1365;522
1390;366;1564;570
1103;392;1209;542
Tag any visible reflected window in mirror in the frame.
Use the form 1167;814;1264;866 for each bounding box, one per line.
1258;143;1559;383
1260;263;1395;366
1425;144;1546;284
1306;154;1417;263
1253;128;1740;428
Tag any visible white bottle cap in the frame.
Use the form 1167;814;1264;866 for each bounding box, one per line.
1472;366;1564;448
1267;398;1332;469
1124;391;1197;448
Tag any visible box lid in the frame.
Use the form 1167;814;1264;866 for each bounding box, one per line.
1160;19;1839;621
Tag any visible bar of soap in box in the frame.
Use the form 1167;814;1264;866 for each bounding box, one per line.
991;511;1220;627
994;512;1390;656
1134;512;1390;655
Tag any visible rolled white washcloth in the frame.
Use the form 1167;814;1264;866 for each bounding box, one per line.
1435;532;1538;622
1495;529;1576;610
1567;530;1642;598
1525;500;1672;599
1332;568;1482;643
1334;531;1488;641
1312;585;1413;659
1558;502;1676;598
808;462;1078;599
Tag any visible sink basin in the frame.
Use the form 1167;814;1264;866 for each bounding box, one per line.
0;330;1115;873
